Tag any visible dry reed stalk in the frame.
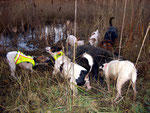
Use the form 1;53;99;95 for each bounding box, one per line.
118;0;128;58
114;0;118;24
1;1;30;35
127;0;145;48
72;0;78;106
127;0;135;46
125;22;150;101
74;0;77;37
135;22;150;67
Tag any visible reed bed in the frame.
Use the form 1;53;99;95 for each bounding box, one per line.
0;0;150;112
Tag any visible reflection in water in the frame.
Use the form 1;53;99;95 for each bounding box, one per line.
54;24;65;43
0;24;66;51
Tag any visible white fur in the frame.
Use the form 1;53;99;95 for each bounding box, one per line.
46;47;93;93
6;51;49;79
82;52;93;71
89;30;100;47
100;60;137;102
66;35;84;46
76;40;84;46
6;51;33;79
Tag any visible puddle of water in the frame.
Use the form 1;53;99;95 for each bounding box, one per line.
0;24;66;51
54;24;65;43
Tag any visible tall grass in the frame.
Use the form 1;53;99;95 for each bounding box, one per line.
0;64;149;112
0;0;150;112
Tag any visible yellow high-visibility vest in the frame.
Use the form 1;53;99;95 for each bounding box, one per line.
14;51;35;66
54;51;63;60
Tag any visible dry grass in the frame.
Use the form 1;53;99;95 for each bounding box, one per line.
0;59;150;113
0;0;150;112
